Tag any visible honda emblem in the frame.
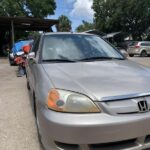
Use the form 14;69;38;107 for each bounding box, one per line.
138;100;149;112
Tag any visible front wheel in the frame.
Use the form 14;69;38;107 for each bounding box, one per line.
129;54;134;57
35;103;45;150
27;80;30;90
9;57;15;66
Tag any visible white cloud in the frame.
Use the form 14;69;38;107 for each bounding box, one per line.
70;0;94;20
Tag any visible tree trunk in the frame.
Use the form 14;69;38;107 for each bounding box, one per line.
0;31;6;55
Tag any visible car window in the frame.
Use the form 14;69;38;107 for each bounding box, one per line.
141;42;150;46
42;34;123;61
129;41;139;46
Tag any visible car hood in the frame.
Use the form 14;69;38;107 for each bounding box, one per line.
42;60;150;101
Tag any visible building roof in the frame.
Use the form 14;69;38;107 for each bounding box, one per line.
103;32;121;38
0;16;59;31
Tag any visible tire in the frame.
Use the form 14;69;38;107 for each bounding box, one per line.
32;93;37;117
129;54;134;57
140;50;147;57
9;58;15;66
27;80;30;90
36;115;45;150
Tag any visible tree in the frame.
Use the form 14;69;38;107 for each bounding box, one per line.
76;21;95;32
0;0;56;18
58;15;72;32
0;0;56;55
93;0;150;40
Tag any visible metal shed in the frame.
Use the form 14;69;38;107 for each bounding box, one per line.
0;16;59;51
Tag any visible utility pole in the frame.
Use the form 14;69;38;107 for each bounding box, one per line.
11;20;14;46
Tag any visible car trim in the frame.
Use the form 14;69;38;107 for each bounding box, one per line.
100;91;150;101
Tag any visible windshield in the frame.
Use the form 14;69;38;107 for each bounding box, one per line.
42;34;124;61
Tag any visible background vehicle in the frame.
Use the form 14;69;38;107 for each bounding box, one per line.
8;52;15;65
26;33;150;150
128;41;150;57
9;39;33;65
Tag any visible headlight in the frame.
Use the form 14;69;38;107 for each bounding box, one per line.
47;89;101;113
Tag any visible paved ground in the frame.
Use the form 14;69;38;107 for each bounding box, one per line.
0;58;42;150
129;57;150;67
0;57;150;150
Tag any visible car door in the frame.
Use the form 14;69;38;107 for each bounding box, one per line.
147;42;150;54
142;42;150;54
141;42;148;53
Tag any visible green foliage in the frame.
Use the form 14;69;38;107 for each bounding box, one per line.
93;0;150;40
14;31;40;41
0;0;25;16
76;21;95;32
28;31;40;39
15;30;30;40
25;0;56;18
58;15;72;32
0;0;56;18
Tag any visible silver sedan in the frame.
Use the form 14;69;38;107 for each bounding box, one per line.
26;33;150;150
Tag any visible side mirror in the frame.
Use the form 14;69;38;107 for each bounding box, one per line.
28;52;35;59
120;49;128;58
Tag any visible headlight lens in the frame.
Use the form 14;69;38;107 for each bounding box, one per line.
47;89;101;113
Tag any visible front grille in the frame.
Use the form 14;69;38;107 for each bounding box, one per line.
98;96;150;115
55;141;79;150
90;139;137;150
55;135;150;150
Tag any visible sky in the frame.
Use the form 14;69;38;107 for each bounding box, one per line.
48;0;94;31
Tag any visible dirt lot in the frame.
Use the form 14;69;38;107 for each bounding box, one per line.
0;58;42;150
0;57;150;150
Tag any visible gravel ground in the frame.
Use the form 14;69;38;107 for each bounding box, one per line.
0;58;42;150
0;57;150;150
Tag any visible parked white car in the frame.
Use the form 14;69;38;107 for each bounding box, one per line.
128;41;150;57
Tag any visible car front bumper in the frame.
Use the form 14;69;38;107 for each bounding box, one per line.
38;108;150;150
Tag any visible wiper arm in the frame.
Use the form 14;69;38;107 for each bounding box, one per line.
42;59;76;63
78;57;124;62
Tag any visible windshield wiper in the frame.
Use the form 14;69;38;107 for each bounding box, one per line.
42;59;76;63
77;56;125;62
42;57;124;63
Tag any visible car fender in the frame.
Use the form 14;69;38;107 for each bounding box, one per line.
140;49;147;54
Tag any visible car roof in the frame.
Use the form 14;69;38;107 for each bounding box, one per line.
138;41;150;43
43;32;94;36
